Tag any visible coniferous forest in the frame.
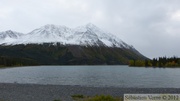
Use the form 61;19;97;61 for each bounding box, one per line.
129;56;180;67
0;43;146;67
0;56;38;67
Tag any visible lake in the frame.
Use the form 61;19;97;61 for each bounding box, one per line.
0;65;180;88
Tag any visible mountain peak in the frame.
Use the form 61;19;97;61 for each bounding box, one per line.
86;23;96;27
40;24;70;30
2;30;20;34
5;30;14;33
75;23;101;33
0;30;23;41
42;24;65;29
0;30;22;35
43;24;56;28
85;23;100;30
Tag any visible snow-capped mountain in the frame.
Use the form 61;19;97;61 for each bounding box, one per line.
0;23;147;65
0;30;23;44
0;30;23;39
0;23;132;49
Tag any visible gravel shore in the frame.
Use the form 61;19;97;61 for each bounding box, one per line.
0;83;180;101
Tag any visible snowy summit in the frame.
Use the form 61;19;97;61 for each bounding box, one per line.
0;23;132;49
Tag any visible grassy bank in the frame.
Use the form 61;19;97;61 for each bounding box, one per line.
54;95;123;101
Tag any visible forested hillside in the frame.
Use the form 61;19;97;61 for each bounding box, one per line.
0;43;147;66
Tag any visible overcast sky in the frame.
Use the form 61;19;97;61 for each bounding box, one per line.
0;0;180;59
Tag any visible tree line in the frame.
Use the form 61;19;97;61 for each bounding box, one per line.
129;56;180;67
0;43;146;66
0;56;38;67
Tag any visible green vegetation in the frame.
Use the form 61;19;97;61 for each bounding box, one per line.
0;43;146;66
0;56;38;67
72;94;85;99
71;95;123;101
53;100;61;101
129;56;180;67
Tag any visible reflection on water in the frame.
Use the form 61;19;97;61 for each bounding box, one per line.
0;66;180;88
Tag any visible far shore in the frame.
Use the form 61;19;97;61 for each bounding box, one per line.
0;83;180;101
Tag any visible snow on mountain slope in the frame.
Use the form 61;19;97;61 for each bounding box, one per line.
0;30;23;45
74;23;131;48
0;23;132;49
15;24;74;44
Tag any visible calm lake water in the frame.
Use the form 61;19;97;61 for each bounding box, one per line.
0;65;180;88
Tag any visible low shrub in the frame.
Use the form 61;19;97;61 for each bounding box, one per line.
71;94;123;101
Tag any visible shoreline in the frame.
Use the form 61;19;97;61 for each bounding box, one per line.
0;83;180;101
